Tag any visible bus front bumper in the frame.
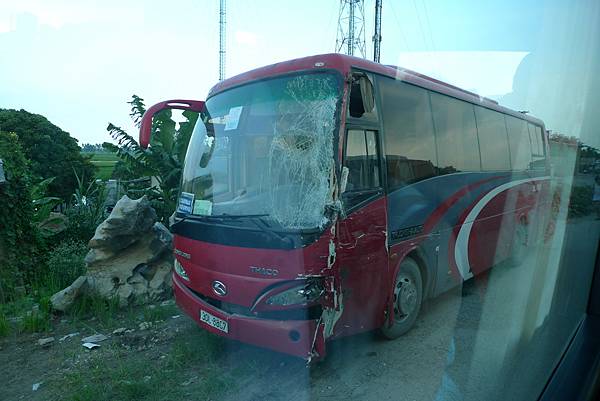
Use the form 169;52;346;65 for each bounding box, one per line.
173;272;325;360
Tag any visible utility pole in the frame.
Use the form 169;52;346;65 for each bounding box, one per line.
219;0;226;81
335;0;366;58
373;0;382;62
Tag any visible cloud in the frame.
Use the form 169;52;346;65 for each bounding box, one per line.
395;51;529;98
0;0;140;31
234;30;259;46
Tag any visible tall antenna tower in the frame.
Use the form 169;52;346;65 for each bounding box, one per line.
373;0;382;62
335;0;366;58
219;0;226;81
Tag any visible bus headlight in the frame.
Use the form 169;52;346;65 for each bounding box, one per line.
174;259;190;281
265;279;324;306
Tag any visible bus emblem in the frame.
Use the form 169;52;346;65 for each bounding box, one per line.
212;281;227;297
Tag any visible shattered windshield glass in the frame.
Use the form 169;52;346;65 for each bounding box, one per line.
180;72;340;229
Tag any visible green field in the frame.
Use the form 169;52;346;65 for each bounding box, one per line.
87;152;119;180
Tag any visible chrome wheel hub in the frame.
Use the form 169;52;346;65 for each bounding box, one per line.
393;274;417;321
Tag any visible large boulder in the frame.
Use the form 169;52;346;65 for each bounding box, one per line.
51;195;174;312
86;196;157;262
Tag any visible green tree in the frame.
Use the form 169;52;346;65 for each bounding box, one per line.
0;131;43;302
0;109;96;201
103;95;198;223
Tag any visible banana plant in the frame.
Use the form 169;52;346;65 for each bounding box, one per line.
103;95;198;223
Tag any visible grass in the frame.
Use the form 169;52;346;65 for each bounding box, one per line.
68;292;122;327
19;310;51;333
52;329;233;401
0;313;9;337
142;304;177;323
87;152;119;180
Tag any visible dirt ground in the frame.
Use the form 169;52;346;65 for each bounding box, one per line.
0;287;463;401
1;215;597;401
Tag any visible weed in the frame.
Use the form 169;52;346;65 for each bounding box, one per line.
68;292;120;327
167;330;225;368
142;305;171;323
19;311;50;333
0;313;10;337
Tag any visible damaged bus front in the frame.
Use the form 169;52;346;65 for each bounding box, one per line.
160;71;349;360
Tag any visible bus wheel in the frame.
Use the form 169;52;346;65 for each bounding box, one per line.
381;258;423;339
508;222;529;267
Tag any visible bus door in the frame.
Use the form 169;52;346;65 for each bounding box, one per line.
335;128;389;334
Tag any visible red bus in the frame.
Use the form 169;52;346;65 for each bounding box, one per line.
139;53;550;361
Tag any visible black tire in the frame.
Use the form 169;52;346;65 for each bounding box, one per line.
381;257;423;339
507;221;529;267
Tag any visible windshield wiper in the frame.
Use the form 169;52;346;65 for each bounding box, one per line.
170;214;209;228
171;213;270;229
213;213;270;219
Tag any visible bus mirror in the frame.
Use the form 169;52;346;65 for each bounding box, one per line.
359;76;375;114
139;99;205;149
340;166;349;193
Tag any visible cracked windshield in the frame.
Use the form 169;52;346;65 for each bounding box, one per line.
180;73;339;229
0;1;599;401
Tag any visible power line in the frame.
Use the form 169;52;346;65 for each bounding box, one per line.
387;0;410;52
420;0;437;52
411;0;429;51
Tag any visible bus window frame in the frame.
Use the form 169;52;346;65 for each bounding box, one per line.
341;125;385;213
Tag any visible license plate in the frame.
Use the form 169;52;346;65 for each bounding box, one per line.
200;310;228;333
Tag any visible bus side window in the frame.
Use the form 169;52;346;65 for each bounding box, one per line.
506;116;532;170
529;123;546;169
344;129;381;192
377;78;438;191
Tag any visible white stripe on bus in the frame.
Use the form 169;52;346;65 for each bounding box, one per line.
454;176;551;280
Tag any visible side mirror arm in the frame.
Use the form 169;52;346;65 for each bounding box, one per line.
139;99;205;149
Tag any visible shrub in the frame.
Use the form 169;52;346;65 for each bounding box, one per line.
568;185;594;218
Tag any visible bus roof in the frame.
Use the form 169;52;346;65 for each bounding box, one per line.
208;53;545;127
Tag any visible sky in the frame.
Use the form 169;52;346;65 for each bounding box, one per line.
0;0;599;148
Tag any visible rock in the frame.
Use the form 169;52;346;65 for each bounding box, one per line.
86;196;157;263
51;276;88;312
85;223;173;303
51;196;174;311
139;322;152;330
112;327;127;336
37;337;54;347
81;334;108;343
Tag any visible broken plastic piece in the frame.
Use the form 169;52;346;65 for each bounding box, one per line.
81;334;108;343
82;342;101;350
